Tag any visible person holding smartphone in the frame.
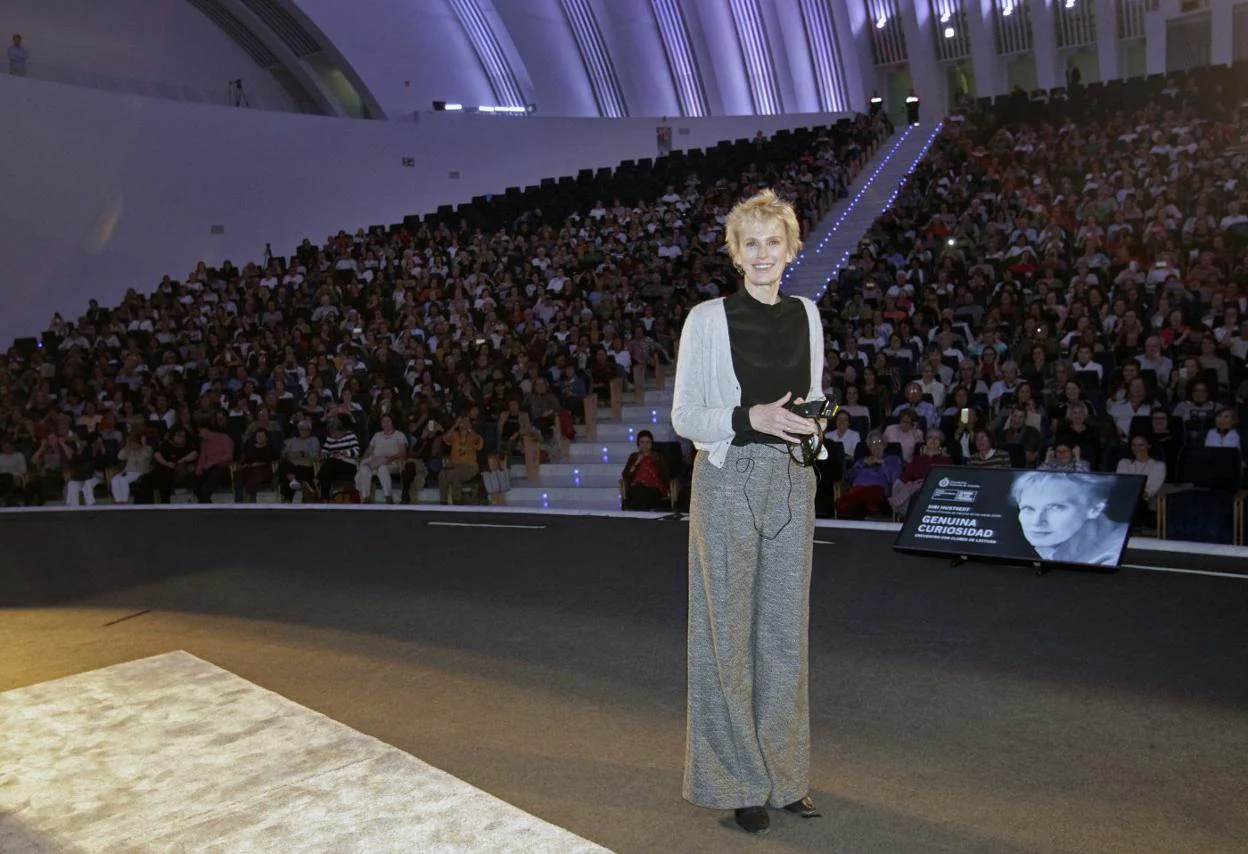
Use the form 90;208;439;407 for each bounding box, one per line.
672;189;826;835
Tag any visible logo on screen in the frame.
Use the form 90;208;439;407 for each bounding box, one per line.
932;487;978;503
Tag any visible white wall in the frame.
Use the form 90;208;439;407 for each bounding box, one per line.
0;74;848;347
3;0;293;111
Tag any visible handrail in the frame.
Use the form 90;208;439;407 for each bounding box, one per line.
7;62;302;113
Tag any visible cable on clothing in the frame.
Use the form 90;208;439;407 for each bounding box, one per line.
740;442;814;541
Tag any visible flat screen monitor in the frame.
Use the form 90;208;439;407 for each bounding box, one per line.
893;466;1145;568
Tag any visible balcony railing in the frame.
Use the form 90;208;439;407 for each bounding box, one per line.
6;62;302;113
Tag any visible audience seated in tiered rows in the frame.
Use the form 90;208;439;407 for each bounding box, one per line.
824;67;1248;532
0;114;894;508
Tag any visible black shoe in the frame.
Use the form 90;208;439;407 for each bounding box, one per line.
782;796;821;818
733;806;769;834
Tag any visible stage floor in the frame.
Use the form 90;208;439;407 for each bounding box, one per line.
2;509;1246;853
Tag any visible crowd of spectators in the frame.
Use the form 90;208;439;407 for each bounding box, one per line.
825;67;1248;528
0;113;893;508
3;64;1244;538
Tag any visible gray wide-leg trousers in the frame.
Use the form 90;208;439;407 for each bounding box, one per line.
683;443;816;810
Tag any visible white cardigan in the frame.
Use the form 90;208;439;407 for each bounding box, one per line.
671;295;827;468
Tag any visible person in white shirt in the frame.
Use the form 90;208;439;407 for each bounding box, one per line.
1109;378;1156;438
1204;408;1241;451
1117;434;1166;527
826;410;862;460
111;432;153;503
917;362;946;409
1070;344;1103;384
1230;320;1248;363
987;361;1022;410
1218;201;1247;231
1136;336;1173;389
356;414;407;503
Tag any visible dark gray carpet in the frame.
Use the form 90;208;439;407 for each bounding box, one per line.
2;509;1246;853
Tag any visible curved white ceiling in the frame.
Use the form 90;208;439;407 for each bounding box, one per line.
287;0;855;119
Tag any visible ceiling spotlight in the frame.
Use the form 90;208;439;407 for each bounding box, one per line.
940;11;951;23
876;13;888;28
1002;2;1014;16
944;26;955;38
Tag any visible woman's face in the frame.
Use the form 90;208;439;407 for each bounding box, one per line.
923;435;942;455
1016;481;1100;549
734;218;790;290
845;385;859;404
835;411;849;431
1065;381;1081;401
974;431;991;453
866;435;885;457
1131;436;1152;459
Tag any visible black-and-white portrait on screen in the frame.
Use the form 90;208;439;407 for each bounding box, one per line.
1007;471;1135;566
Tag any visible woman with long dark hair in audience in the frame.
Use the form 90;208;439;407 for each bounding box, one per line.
1055;402;1102;470
860;365;891;427
839;384;871;428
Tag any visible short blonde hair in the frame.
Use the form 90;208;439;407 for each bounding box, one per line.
724;189;803;267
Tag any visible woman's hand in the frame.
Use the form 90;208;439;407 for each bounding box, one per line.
749;392;817;443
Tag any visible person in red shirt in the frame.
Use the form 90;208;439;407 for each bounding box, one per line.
194;423;235;503
620;430;669;510
888;429;953;518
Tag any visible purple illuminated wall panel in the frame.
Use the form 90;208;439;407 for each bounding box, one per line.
650;0;709;116
800;0;850;112
560;0;628;116
450;0;525;106
728;0;782;114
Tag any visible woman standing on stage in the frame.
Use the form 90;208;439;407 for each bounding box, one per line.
672;189;826;835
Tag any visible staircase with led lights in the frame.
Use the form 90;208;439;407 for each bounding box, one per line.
783;122;944;302
502;386;678;511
